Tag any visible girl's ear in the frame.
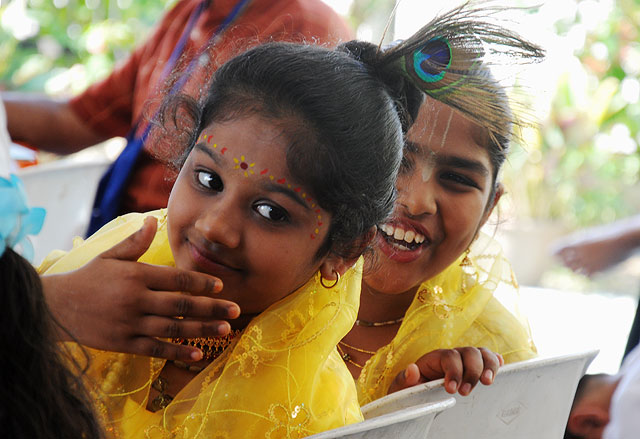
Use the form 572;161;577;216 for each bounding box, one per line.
479;183;504;228
319;225;377;279
319;255;359;280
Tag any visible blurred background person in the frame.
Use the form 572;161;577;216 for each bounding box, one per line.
2;0;353;235
565;344;640;439
554;215;640;359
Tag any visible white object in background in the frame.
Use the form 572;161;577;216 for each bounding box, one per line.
0;99;14;177
307;398;455;439
604;344;640;439
362;350;599;439
17;158;111;265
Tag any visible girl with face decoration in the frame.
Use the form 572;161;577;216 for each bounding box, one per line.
37;5;519;434
337;4;543;405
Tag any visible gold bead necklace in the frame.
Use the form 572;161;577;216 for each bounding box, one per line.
337;340;378;369
149;330;243;412
355;316;404;327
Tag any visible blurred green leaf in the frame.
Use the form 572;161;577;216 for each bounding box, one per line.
0;0;173;92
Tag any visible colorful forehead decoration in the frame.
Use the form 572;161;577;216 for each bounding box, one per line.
196;133;323;239
233;155;255;177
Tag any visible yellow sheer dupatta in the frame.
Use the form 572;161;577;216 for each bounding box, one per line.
357;232;537;405
40;210;363;438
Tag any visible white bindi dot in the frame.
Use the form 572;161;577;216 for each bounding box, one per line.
421;163;434;182
421;151;437;183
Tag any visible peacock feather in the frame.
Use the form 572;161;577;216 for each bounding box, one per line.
382;1;545;145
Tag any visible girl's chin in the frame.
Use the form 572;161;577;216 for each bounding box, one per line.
364;261;423;296
363;270;421;296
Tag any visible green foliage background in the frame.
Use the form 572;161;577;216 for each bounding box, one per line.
503;0;640;230
0;0;173;93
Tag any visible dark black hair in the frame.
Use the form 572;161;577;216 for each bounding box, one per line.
0;248;103;439
153;40;424;258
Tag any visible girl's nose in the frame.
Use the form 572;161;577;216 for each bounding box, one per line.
397;170;437;217
194;201;242;249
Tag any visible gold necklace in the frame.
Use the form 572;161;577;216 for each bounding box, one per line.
337;341;378;369
150;330;243;411
339;340;377;355
171;329;242;362
355;316;404;327
150;376;173;412
337;343;365;369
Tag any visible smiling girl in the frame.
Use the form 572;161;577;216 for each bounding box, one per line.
349;98;539;405
38;37;424;437
37;4;541;436
339;32;543;404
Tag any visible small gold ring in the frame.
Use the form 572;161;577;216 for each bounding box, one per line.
320;271;340;289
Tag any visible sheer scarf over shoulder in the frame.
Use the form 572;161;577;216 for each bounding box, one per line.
357;232;537;405
40;210;363;438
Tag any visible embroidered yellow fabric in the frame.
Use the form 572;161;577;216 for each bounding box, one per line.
357;232;537;405
40;210;363;438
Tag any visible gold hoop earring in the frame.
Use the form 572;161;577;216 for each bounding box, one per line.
320;271;340;289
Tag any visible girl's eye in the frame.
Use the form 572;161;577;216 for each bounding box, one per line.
441;171;479;189
254;203;289;223
197;171;223;191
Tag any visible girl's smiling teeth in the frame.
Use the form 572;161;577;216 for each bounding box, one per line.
378;223;426;250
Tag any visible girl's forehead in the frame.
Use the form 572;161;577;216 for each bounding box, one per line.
193;118;320;208
407;103;491;163
197;117;289;168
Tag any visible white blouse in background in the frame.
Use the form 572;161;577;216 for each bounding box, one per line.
603;344;640;439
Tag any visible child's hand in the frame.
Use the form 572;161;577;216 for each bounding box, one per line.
42;216;240;362
387;347;504;396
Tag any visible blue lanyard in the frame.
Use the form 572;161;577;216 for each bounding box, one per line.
87;0;254;236
136;0;254;143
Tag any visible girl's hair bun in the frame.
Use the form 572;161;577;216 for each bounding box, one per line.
338;40;381;67
338;40;424;134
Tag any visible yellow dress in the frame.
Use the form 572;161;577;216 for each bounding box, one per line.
357;232;537;405
40;210;363;438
